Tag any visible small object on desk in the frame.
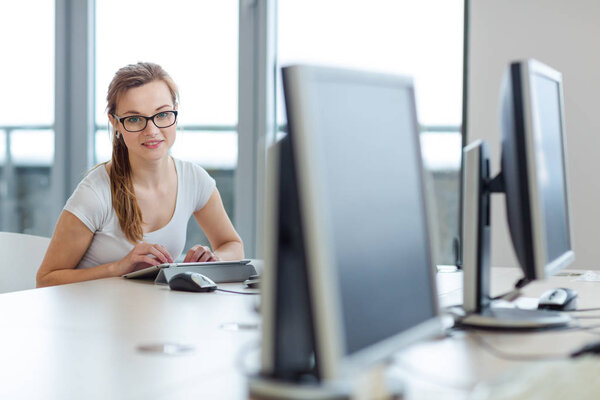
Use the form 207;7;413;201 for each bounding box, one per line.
576;270;600;282
168;272;217;292
137;342;195;355
571;340;600;358
244;274;260;289
537;287;578;311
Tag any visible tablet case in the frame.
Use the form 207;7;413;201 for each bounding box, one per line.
124;261;256;284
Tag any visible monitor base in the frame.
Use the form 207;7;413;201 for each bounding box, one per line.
247;372;403;400
247;376;350;400
459;307;571;330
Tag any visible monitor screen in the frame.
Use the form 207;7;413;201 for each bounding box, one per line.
500;59;574;280
530;72;571;265
280;66;441;379
308;79;435;354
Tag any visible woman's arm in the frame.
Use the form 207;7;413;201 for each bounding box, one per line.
36;211;173;287
185;188;244;262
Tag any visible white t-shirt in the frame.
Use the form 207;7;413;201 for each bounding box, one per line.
64;158;216;269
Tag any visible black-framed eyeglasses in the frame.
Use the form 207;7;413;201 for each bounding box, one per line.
113;110;178;132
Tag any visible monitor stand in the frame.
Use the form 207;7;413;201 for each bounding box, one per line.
248;364;403;400
247;376;351;400
459;306;571;330
460;141;571;330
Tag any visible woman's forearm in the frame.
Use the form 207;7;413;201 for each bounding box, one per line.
36;262;119;288
213;240;245;261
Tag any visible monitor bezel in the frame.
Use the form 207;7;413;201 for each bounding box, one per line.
517;59;575;278
284;65;443;381
260;139;281;375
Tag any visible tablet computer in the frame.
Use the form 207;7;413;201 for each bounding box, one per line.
122;259;252;280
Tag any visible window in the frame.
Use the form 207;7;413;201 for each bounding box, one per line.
95;0;239;258
0;1;55;235
277;0;464;264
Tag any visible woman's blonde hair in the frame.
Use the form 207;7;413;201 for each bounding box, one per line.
106;62;179;243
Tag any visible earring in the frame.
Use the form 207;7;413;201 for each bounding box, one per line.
116;131;121;138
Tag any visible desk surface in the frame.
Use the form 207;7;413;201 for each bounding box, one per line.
2;269;600;399
400;267;600;399
0;278;259;400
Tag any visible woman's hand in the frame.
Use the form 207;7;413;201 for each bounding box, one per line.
184;245;221;263
111;242;174;276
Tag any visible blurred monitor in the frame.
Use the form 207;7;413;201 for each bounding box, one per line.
250;65;443;397
461;59;574;329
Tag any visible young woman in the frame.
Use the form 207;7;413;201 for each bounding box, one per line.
37;62;243;287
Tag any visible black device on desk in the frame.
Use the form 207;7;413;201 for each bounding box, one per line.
461;59;576;330
168;271;217;292
538;287;578;311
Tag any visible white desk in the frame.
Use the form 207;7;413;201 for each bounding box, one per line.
2;269;600;399
0;278;259;400
395;267;600;399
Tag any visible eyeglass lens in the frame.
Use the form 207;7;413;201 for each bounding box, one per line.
123;111;176;132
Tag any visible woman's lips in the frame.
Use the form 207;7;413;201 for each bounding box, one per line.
143;140;163;149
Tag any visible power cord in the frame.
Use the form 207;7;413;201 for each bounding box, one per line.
216;288;259;295
488;277;531;302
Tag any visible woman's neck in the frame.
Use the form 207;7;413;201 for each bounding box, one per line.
129;155;174;189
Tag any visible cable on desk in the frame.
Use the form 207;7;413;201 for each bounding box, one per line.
216;288;260;295
468;332;567;362
566;307;600;312
488;277;531;302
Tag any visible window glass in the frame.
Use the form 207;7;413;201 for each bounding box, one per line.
96;0;239;256
277;0;464;264
0;1;55;235
0;2;54;126
277;0;463;127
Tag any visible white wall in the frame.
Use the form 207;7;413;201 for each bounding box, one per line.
467;0;600;269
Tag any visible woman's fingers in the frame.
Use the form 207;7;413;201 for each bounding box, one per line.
198;250;212;262
152;244;173;263
184;245;216;263
141;245;168;264
183;247;199;263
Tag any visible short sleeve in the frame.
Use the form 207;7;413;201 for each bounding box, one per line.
64;173;110;233
188;162;217;212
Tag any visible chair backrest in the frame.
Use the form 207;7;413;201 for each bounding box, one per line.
0;232;51;294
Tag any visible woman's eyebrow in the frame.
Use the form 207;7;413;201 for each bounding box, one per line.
119;105;172;115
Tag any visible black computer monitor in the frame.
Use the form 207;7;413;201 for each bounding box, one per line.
250;65;443;397
461;59;575;329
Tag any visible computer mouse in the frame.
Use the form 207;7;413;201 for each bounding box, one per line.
537;287;578;311
168;272;217;292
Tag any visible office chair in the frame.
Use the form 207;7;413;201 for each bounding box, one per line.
0;232;50;294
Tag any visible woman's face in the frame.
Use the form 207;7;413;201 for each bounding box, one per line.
110;80;177;164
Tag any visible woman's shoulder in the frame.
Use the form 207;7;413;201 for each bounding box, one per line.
173;158;213;180
64;163;112;231
76;163;111;199
84;163;110;183
172;158;216;209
